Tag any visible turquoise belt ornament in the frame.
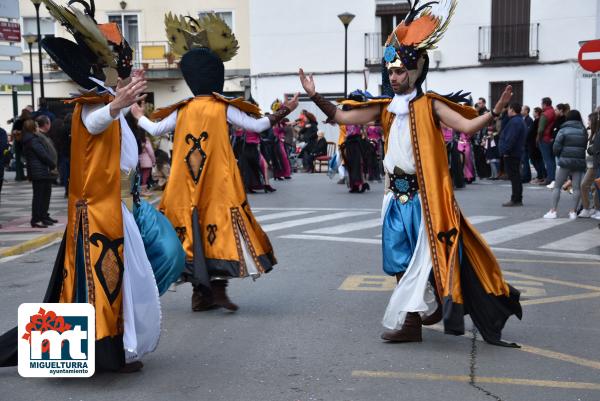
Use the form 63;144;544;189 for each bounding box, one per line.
389;172;419;204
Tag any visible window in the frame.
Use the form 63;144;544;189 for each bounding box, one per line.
491;0;531;59
490;81;523;107
376;3;410;45
21;17;55;50
107;13;140;59
198;11;234;31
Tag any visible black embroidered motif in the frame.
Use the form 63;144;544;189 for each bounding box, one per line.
206;224;218;245
437;228;458;248
175;226;187;243
184;132;209;184
89;233;124;305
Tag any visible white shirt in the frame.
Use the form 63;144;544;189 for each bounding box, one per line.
383;90;418;174
137;105;271;136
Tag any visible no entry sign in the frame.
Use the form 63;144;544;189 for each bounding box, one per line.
579;39;600;73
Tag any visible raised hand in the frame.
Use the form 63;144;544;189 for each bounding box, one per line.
110;76;148;118
283;92;300;112
493;85;513;114
130;100;145;120
299;68;316;97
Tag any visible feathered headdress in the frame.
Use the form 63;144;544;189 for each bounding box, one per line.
164;12;238;62
384;0;457;70
40;0;133;88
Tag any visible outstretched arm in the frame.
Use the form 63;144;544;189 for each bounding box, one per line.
132;102;177;136
299;68;381;125
434;85;513;135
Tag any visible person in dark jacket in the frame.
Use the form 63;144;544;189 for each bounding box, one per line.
21;119;56;228
520;105;534;183
499;103;527;206
543;110;588;220
528;107;546;183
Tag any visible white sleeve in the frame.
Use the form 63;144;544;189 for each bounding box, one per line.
81;103;118;135
137;110;178;136
226;105;271;132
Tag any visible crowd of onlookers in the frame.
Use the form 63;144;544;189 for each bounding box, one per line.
448;96;600;221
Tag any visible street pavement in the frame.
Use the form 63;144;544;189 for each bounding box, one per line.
0;172;599;401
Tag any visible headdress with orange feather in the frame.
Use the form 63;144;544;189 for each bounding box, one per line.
383;0;457;70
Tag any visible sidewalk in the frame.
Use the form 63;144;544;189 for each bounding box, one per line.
0;171;67;257
0;171;160;259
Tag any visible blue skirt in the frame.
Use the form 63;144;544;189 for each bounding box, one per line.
382;194;422;276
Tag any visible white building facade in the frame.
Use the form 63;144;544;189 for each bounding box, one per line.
4;0;598;137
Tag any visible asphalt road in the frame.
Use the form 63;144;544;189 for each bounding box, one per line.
0;173;599;401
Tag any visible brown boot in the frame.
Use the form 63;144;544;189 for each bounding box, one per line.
381;312;423;342
212;280;239;311
191;286;216;311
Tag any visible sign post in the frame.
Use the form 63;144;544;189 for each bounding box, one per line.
0;0;22;118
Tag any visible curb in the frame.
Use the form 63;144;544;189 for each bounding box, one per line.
0;231;63;259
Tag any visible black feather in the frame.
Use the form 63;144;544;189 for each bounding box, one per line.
405;0;439;25
67;0;95;20
429;90;473;104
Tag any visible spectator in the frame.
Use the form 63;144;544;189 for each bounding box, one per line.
153;149;170;190
21;119;57;228
543;110;588;220
537;97;557;188
529;107;546;184
139;134;155;196
520;105;534;183
34;115;59;184
301;131;327;173
10;107;33;181
484;124;499;180
34;98;56;121
579;112;600;218
499;103;527;206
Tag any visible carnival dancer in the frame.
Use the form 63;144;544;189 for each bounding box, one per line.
131;13;298;312
0;0;184;373
271;100;293;180
299;0;521;346
366;124;384;182
341;124;369;193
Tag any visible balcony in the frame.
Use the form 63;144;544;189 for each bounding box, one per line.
478;23;539;63
364;32;384;68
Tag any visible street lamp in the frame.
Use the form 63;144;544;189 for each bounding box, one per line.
337;12;355;97
31;0;45;102
24;34;37;108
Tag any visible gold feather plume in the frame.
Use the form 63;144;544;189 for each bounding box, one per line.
41;0;115;67
165;12;239;62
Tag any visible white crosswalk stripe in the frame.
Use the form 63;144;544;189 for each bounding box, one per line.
254;208;598;254
255;211;315;222
261;211;373;232
540;228;600;252
465;215;505;225
481;218;571;245
305;218;382;235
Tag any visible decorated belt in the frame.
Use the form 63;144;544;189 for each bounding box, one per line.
388;170;419;204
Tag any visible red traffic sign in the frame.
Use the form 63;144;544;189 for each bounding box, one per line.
0;21;20;42
579;39;600;73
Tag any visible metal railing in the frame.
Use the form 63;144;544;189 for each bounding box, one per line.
364;32;384;67
478;23;539;61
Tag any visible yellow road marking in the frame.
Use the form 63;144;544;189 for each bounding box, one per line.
351;370;600;390
338;275;396;291
521;292;600;306
426;325;600;372
498;258;600;266
504;271;600;292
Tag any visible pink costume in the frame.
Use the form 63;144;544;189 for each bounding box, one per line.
273;124;292;179
457;132;475;182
